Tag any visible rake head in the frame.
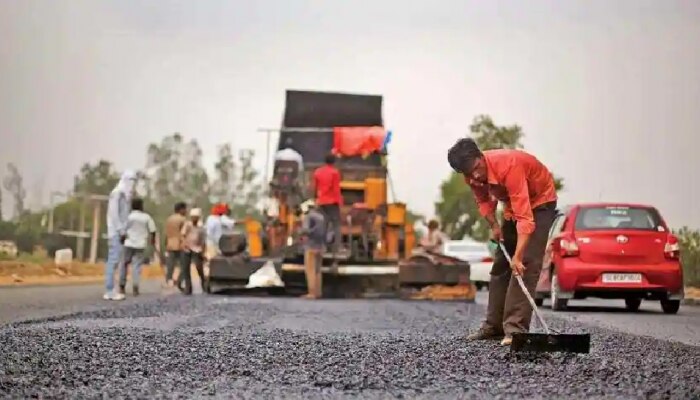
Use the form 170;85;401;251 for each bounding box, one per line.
511;332;591;353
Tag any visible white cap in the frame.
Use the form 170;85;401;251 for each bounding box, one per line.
190;208;202;217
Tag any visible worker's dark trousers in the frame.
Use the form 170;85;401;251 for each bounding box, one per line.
320;204;342;254
178;251;205;295
484;202;557;336
165;250;183;283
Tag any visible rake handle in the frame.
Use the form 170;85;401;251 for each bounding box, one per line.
497;242;550;334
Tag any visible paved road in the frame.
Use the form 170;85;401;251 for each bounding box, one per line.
1;284;699;398
475;291;700;346
0;280;164;324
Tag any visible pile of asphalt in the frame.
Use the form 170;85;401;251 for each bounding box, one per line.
1;296;698;399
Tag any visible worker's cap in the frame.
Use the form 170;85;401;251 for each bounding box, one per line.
299;199;316;213
211;203;229;216
190;208;202;217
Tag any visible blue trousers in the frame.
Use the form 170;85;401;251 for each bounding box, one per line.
119;247;145;288
105;235;123;292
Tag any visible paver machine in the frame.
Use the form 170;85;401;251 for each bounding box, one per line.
208;89;475;300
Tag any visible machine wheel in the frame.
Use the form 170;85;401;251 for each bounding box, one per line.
534;297;544;307
660;299;680;314
550;274;568;311
625;298;642;311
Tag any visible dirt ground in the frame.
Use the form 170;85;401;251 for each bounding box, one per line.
0;260;165;286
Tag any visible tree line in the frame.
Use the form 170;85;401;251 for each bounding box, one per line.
1;121;699;287
0;133;263;258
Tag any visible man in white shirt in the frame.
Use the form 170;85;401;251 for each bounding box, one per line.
118;197;157;298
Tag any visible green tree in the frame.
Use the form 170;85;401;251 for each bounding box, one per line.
435;115;565;241
211;143;235;203
143;133;212;227
3;163;26;221
675;227;700;287
73;160;120;196
229;149;262;220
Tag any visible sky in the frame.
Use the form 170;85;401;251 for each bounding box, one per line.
1;0;699;229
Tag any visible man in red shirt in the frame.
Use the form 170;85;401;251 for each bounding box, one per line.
312;153;343;255
447;138;557;346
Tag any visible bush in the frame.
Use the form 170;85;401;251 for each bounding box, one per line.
41;233;76;258
675;227;700;287
0;221;17;241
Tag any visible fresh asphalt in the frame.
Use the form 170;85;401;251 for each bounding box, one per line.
0;283;698;398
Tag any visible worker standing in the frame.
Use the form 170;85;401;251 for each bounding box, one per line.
419;220;448;253
119;197;157;297
299;200;325;299
104;170;136;301
164;202;187;288
180;207;206;295
205;203;234;258
447;138;557;346
312;153;343;257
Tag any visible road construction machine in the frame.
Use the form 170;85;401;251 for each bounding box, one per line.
206;89;475;300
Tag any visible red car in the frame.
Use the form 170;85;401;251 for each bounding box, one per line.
534;203;683;314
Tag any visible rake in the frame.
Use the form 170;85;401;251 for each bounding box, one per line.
497;241;590;353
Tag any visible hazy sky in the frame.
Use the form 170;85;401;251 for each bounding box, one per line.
1;0;699;229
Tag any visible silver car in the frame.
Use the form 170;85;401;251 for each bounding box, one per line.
441;240;493;290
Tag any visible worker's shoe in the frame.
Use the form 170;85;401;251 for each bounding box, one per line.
132;285;139;296
103;292;113;301
112;291;126;301
465;328;504;341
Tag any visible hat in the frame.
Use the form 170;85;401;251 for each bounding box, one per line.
190;208;202;217
211;203;228;216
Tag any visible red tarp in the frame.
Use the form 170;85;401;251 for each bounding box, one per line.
332;126;386;157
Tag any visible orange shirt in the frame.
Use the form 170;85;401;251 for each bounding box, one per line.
466;149;556;235
313;164;342;205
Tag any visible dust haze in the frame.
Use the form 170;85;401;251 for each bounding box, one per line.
1;0;699;228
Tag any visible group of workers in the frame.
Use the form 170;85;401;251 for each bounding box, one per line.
100;134;557;346
102;170;236;300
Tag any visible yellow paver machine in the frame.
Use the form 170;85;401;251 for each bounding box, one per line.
206;90;476;301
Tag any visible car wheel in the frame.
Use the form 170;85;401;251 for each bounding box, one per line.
534;297;544;307
550;274;568;311
660;299;680;314
625;298;642;311
475;282;483;291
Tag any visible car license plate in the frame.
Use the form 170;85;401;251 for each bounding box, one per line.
602;273;642;283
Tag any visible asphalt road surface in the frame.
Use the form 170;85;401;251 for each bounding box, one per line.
475;291;700;347
1;284;699;399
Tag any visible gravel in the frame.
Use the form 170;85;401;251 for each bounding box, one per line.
1;295;698;399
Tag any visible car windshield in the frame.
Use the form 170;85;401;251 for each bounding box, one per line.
575;206;664;231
